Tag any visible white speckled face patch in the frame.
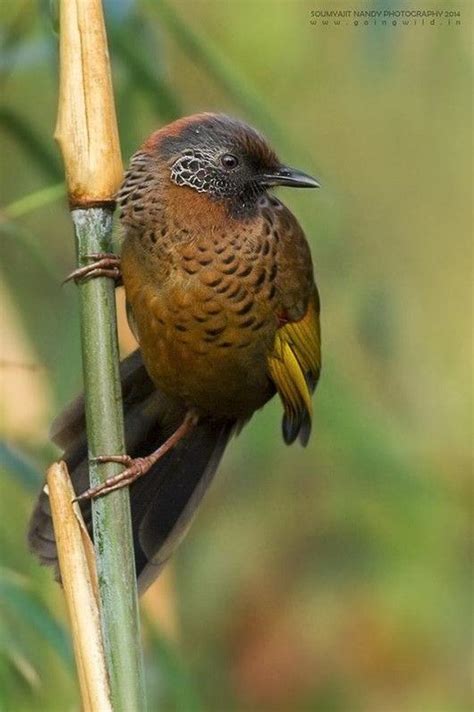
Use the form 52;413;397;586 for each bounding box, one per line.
170;149;220;194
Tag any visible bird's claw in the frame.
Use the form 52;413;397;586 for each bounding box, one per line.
73;412;199;502
91;454;133;466
63;253;122;285
73;454;150;502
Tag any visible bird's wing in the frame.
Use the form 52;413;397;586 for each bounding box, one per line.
267;289;321;445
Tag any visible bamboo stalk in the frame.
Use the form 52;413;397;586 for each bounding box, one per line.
54;1;146;710
55;0;122;204
46;462;112;712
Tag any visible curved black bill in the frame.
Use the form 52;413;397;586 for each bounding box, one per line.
260;166;320;189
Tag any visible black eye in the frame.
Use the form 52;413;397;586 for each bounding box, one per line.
220;153;239;170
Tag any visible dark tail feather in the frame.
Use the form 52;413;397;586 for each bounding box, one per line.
28;350;236;593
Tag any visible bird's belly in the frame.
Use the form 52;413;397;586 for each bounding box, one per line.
126;281;276;419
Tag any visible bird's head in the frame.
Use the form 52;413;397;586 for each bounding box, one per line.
142;113;319;217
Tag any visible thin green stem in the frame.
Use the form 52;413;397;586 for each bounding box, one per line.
0;106;62;181
112;30;182;123
2;183;65;219
152;0;285;145
72;207;146;712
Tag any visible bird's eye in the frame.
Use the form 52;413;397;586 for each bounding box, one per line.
220;153;239;170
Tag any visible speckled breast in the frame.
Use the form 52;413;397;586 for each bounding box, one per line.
121;220;280;419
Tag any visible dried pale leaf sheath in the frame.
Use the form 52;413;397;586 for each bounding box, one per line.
55;0;123;204
47;462;112;712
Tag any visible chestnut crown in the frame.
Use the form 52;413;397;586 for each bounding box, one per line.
157;114;319;215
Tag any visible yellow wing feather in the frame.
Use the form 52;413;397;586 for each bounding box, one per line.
267;292;321;445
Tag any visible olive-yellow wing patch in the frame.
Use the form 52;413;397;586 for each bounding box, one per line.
268;291;321;445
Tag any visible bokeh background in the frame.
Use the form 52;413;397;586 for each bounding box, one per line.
1;1;472;710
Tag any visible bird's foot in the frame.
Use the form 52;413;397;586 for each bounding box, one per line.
73;410;199;502
74;454;152;501
63;253;122;285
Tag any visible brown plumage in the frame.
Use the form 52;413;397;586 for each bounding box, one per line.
28;113;321;591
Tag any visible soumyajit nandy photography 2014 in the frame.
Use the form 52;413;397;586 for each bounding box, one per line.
309;7;463;24
0;1;472;711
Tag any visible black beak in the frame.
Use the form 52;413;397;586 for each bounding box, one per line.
259;165;320;189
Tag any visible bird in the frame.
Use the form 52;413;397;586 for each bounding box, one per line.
28;113;322;592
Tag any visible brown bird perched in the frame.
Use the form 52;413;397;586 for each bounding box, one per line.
29;113;321;592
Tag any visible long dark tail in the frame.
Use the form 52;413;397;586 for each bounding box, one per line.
28;350;236;593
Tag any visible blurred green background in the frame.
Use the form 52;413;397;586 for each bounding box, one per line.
1;1;472;710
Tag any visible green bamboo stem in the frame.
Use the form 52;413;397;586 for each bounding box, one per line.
71;207;146;711
54;0;147;706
